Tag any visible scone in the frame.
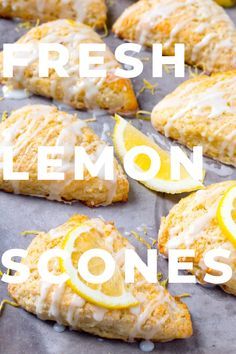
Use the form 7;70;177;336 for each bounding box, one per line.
158;181;236;296
151;71;236;166
8;214;193;342
0;20;138;115
0;104;129;206
113;0;236;73
0;0;107;29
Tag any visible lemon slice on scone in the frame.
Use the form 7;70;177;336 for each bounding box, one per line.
217;185;236;247
113;114;204;194
215;0;236;8
61;224;138;309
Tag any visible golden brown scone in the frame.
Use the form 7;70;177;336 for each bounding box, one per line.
0;104;129;206
151;71;236;166
113;0;236;73
0;0;107;29
0;20;138;115
9;214;192;342
158;181;236;296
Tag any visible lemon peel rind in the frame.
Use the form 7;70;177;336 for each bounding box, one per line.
217;185;236;247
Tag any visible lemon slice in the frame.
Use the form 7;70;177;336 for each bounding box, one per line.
217;185;236;247
61;224;138;309
113;114;204;194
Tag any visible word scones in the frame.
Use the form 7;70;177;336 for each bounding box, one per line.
1;248;234;286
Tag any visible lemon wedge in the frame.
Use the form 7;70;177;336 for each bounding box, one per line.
215;0;236;7
217;185;236;247
61;224;138;309
113;114;204;194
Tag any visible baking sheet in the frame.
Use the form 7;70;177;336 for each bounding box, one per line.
0;2;236;353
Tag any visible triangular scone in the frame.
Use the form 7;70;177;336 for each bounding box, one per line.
8;215;192;342
151;71;236;166
0;20;138;115
113;0;236;73
0;105;129;206
158;181;236;296
0;0;107;29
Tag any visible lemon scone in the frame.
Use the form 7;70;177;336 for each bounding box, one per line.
0;104;129;206
8;214;193;342
0;20;138;115
158;181;236;296
113;0;236;73
151;71;236;167
0;0;107;29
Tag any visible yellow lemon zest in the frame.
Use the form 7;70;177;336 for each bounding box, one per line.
1;111;8;121
20;230;42;236
136;110;151;121
60;224;138;309
139;79;158;95
0;299;19;316
101;23;109;38
130;231;152;249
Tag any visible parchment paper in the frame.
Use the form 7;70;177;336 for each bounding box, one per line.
0;2;236;353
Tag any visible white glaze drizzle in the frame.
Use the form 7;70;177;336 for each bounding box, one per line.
155;76;236;160
0;105;118;204
2;85;32;99
2;0;98;23
129;289;169;340
135;0;235;70
139;340;155;352
7;19;119;110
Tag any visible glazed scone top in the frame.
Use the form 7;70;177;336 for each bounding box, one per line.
0;105;122;205
9;215;192;341
0;19;138;114
7;19;117;107
0;0;107;28
113;0;236;72
158;181;236;293
151;71;236;165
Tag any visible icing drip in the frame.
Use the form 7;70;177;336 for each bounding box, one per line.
36;281;52;318
49;282;65;322
167;206;217;248
129;289;169;340
139;340;155;352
